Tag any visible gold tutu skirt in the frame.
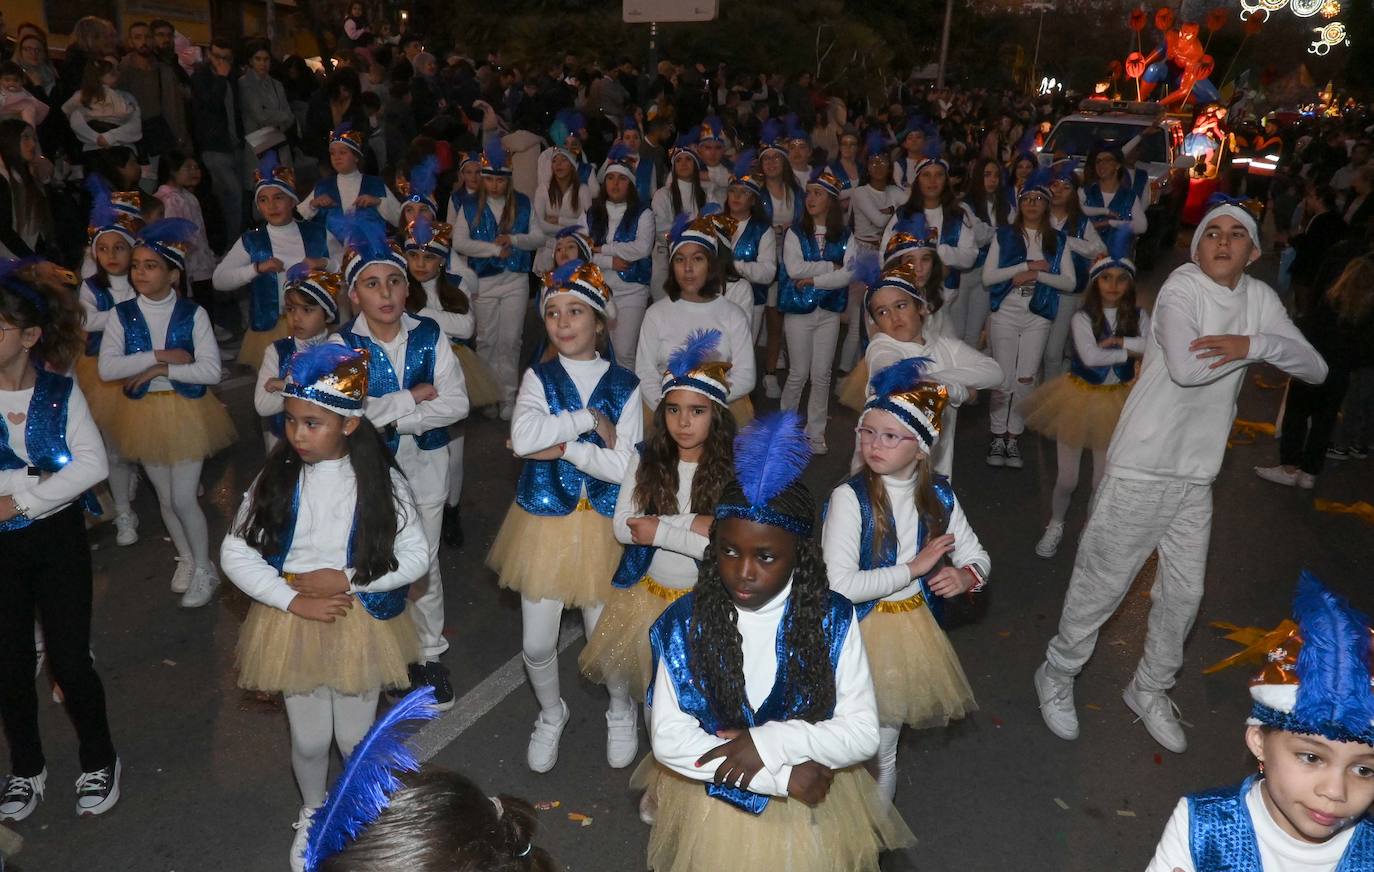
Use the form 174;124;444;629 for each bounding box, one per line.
454;343;502;409
1019;375;1131;452
106;389;238;465
863;600;977;729
579;579;689;701
237;316;291;370
486;503;621;608
73;352;127;430
638;761;914;872
728;395;754;427
236;599;420;696
838;358;870;412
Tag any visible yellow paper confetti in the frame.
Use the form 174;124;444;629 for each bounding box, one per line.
1314;499;1374;527
1054;797;1069;810
1116;809;1137;818
1228;419;1276;447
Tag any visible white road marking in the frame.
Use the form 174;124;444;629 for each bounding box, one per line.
412;623;584;762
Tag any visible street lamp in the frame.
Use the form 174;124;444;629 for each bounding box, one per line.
1027;1;1056;95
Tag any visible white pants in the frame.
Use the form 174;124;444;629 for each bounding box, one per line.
142;459;210;568
987;291;1052;436
751;303;765;345
1044;476;1212;693
446;431;464;508
949;271;991;349
283;687;379;807
104;437;137;514
413;499;447;660
649;244;669;303
1050;442;1108;525
474;272;529;408
1041;294;1083;380
838;280;866;372
521;596;607;715
781;309;841;443
609;287;649;372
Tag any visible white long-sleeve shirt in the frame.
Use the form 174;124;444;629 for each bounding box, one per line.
651;181;707;251
729;220;778;289
1051;212;1106;263
98;292;222;392
880;205;980;274
212;221;312;297
1070;307;1152;385
297;170;402;226
850;185;904;245
1146;781;1355;872
416;277;475;342
534;181;593;272
612;454;708;589
254;332;329;421
781;226;857;291
1107;263;1327;483
1;379;107;521
823;473;989;605
1079;185;1148;235
589;202;656;304
635;295;757;410
221;460;429;613
450;194;546;281
510;354;640;488
61;87;141;150
649;579;880;797
329;313;468;506
79;275;135;336
981;229;1078;294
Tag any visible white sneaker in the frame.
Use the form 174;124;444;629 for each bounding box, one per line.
213;324;234;344
1004;437;1024;469
289;805;316;872
1254;465;1299;487
1033;663;1079;740
638;788;658;826
180;565;220;608
1035;523;1064;559
499;402;514;422
986;437;1006;467
114;511;139;546
0;770;45;822
1296;471;1316;490
763;374;782;399
1122;680;1188;753
809;438;828;456
527;700;569;773
606;707;639;769
170;557;194;594
74;758;120;816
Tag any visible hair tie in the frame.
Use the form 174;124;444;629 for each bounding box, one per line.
518;842;532;857
488;796;503;818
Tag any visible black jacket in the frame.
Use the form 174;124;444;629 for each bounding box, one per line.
189;65;242;154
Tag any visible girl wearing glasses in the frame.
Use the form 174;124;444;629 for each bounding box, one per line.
822;358;989;806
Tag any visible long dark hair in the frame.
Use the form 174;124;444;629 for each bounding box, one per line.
0;276;85;371
586;184;642;244
899;168;962;233
546;155;582;214
860;461;948;567
688;481;836;729
1012;206;1059;258
801;194;846;245
663;245;725;301
667;160;706;216
236;416;407;585
963;155;1011;226
405;270;470;317
0;119;51;239
1082;270;1140;340
634;400;737;516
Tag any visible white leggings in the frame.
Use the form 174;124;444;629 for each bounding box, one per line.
474;272;529;408
104;437;137;514
1041;294;1082;380
142;459;210;567
520;596;619;716
1050;442;1108;525
875;724;901;805
838;282;866;373
987;293;1052;436
283;687;380;808
609;290;648;372
781;309;841;442
446;433;464;508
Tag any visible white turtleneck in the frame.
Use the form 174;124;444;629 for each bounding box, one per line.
612;455;708;588
649;578;880;797
212;220;311;300
254;331;330;420
510;353;641;489
823;472;989;605
79;273;135;335
0;375;107;521
221;458;430;613
98;290;222;393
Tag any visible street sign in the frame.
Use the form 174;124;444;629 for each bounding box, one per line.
623;0;719;23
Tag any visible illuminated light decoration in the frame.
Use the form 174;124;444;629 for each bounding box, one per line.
1308;21;1348;54
1239;0;1294;21
1320;0;1340;18
1290;0;1325;15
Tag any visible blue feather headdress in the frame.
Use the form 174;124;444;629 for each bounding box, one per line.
480;135;511;177
671;134;704;171
135;218;199;272
555;225;594;262
402;210;452;260
1244;572;1374;747
601;141;638;184
714;411;815;537
783;113;809;147
86;175;141;243
913;133;948;178
332;212;405;287
883;214;936;265
699;115;726;144
661;328;731;406
302;688;441;870
1050;157;1081;187
1089;226;1138;281
865;130;892;164
254;149;299;200
401;155;439;210
759;119;787;156
283;342;367;414
1019;167;1054;202
862;357;947;451
284;262;342;323
729;148;762;195
0;257;53;314
541;258;614;318
329;121;365;156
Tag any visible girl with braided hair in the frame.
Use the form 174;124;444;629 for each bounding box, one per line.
642;411;911;872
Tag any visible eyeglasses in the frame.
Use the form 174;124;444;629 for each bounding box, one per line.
854;427;918;448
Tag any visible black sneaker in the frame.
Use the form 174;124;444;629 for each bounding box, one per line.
441;504;465;549
424;661;455;712
0;770;45;821
1351;444;1370;460
388;662;427;700
75;759;120;817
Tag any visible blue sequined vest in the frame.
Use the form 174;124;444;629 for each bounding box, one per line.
587;205;652;286
267;336;300;437
986;226;1068;321
732;219;771;306
243;221;330;332
1083;183;1136;224
82;279;116;357
462;194;534;278
0;369;100;532
1069;309;1138;386
337;316;451;453
777;227;850;315
759;184;804;227
114;297;206;399
312;174;388;241
1189;777;1374;871
1060;213;1094;294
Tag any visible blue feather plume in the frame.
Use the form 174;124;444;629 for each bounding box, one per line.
702;115;723;137
606;142;634;163
1103;225;1136;262
893;214;933;243
411;209;434;247
732;148;756;178
257;148;281;179
557;109;585;134
1291;571;1374;740
668;212;694;245
139;217;198;246
556;225;586;241
622;115;639;132
865;130;888;159
302;687;440;870
1023;166;1055;194
732;411;812;508
667;328;721;379
869;357;934;400
921;134;944;160
550;258;582;289
408;155;438;201
329;211;391;259
86;174;118;228
286;343;363;389
675;131;698;149
784;114;808;145
285;261;313;285
700;202;722;218
1051;158;1081;184
759;119;784;148
852;249;881;289
334;121;353;136
483;135;506;171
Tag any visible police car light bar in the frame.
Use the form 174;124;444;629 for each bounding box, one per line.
1076;99;1165;118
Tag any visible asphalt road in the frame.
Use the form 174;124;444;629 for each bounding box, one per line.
5;243;1373;872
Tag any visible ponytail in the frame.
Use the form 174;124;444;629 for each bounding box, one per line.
0;273;85;372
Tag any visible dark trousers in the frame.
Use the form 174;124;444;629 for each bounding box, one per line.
1279;370;1350;476
0;505;116;777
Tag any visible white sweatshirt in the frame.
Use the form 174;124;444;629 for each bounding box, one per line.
510;354;641;488
1070;307;1152;385
221;460;430;613
612;454;709;589
850;185;904;245
534;181;593;273
1147;781;1355;872
1106;264;1327;483
589;202;656;306
823;473;990;605
328;313;468;507
254;332;329;421
79;274;135;336
880;205;980;274
981;229;1078;294
635;295;757;410
0;380;107;521
98;292;222;393
649;578;880;797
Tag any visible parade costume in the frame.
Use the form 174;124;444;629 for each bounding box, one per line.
451;138;545;416
588;143;656;371
297;124;403;261
724;150;778;342
1045;163;1106;379
1036;199;1328;753
842;138;903;369
534;145;595;275
950;177;1012;349
485;260;641;773
642;412;911;872
221;345;428;871
1147;574;1374;871
1080;142;1148;237
580;330;731;703
253;265;340;453
215;153;332;370
649;140;714;302
823;359;988;804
